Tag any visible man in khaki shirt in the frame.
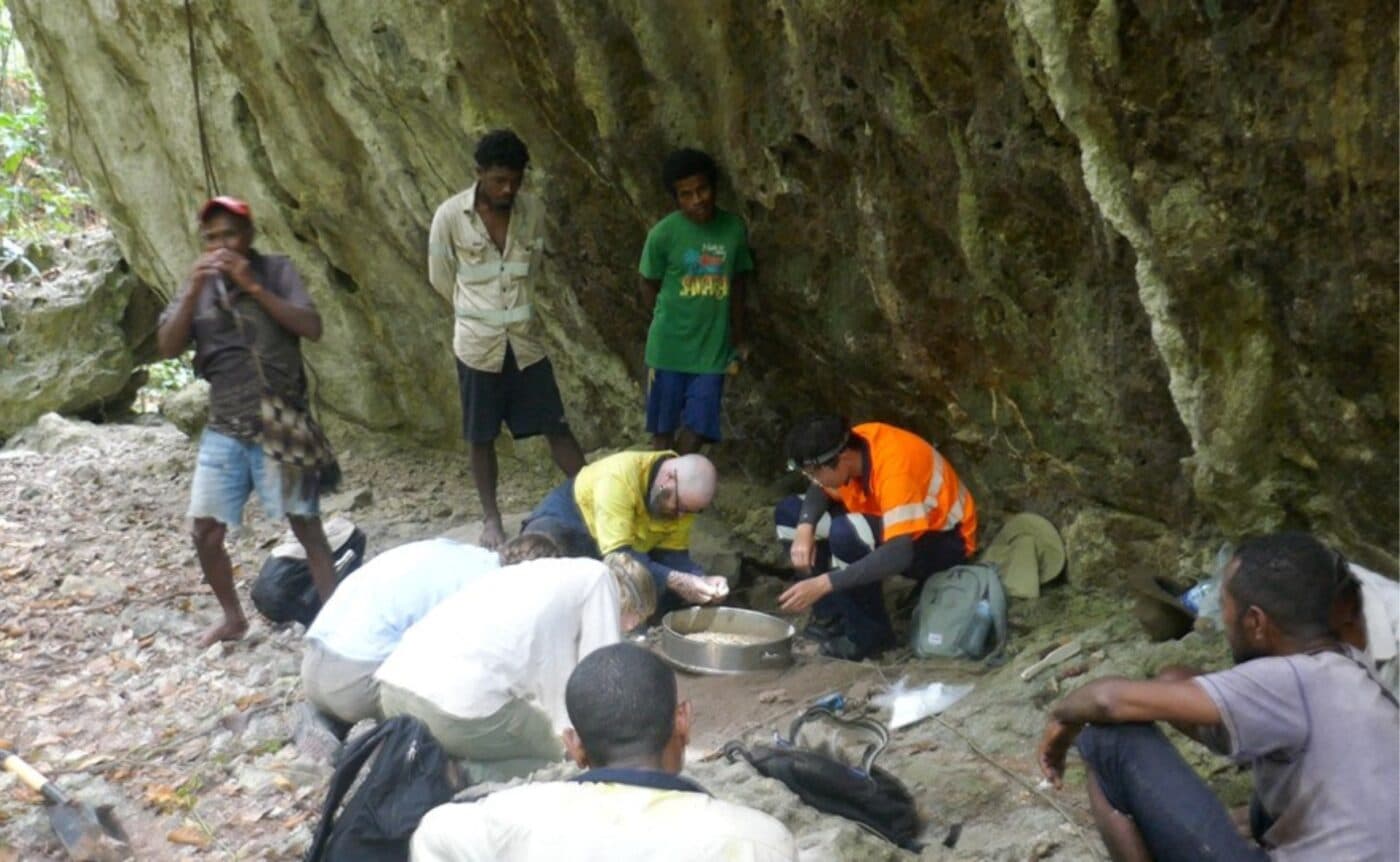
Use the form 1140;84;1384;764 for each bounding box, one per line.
429;130;584;548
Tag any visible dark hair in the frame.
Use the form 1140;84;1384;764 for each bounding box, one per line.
475;129;530;171
661;148;718;197
1227;532;1350;639
565;643;676;766
784;414;853;469
498;532;560;566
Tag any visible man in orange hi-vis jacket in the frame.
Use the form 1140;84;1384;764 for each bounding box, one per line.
774;415;978;661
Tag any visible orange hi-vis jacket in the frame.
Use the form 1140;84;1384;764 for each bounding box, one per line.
827;422;978;556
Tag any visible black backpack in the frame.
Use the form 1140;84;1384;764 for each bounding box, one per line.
304;716;458;862
251;520;366;626
724;707;937;852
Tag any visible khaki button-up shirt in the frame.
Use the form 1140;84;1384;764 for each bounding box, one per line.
428;183;547;372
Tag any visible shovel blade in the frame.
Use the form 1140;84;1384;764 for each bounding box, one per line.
48;801;132;862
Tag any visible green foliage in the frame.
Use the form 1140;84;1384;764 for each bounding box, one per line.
0;1;95;240
136;352;196;413
147;353;196;393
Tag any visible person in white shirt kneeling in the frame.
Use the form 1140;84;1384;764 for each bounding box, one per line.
411;642;798;861
301;532;562;729
376;552;656;784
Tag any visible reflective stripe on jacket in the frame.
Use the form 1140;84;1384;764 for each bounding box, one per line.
830;422;977;555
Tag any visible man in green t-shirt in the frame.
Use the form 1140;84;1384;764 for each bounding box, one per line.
638;149;755;454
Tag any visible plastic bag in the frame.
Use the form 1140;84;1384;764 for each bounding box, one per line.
872;677;974;730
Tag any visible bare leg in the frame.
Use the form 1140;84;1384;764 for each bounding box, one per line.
192;517;248;647
546;430;585;477
1085;767;1154;862
289;515;336;602
674;426;703;455
470;440;505;549
651;432;674;451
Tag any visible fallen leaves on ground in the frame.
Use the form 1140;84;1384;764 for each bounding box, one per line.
1;417;500;859
165;824;211;848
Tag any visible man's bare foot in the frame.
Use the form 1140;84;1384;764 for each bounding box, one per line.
198;616;249;649
479;518;507;550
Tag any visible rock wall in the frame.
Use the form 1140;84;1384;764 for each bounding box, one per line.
9;1;1396;561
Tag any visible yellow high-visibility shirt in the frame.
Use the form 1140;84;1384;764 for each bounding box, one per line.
573;450;693;555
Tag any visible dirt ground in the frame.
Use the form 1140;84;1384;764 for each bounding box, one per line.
0;412;1139;861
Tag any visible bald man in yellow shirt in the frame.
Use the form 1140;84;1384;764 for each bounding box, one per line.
522;450;730;610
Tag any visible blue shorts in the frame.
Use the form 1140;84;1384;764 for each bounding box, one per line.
646;369;724;442
188;428;319;526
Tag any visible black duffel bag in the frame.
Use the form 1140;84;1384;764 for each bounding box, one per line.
251;516;366;626
724;707;935;852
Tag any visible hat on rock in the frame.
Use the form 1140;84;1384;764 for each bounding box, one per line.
978;513;1066;600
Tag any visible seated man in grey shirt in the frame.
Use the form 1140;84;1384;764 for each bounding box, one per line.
1037;532;1398;862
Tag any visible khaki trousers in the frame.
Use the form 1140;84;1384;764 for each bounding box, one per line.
300;640;383;725
378;682;564;783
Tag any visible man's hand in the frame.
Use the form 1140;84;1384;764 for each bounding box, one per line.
667;572;730;605
201;248;260;298
217;248;258;294
189;251;225;290
698;575;729;603
190;249;262;303
727;342;751;376
1037;718;1081;789
790;524;818;572
779;573;833;613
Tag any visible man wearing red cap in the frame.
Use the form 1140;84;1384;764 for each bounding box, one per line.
157;196;336;647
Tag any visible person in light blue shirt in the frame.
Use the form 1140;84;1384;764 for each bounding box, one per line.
301;532;561;726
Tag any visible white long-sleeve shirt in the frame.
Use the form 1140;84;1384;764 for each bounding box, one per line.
375;557;621;729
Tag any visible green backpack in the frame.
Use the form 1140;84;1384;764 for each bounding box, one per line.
911;564;1008;660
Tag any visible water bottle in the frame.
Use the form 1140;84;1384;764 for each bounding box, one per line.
1179;578;1221;622
1195;578;1222;624
959;599;993;657
1179;582;1205;616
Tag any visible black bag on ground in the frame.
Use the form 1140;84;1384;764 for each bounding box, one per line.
724;707;929;851
251;518;366;626
304;715;458;862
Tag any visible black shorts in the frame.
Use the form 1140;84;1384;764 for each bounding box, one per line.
456;346;570;443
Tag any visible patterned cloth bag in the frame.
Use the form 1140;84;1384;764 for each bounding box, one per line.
227;299;341;497
259;391;341;495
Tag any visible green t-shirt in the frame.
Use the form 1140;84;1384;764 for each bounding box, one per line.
638;209;754;374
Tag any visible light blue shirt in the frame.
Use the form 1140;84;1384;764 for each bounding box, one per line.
306;538;499;662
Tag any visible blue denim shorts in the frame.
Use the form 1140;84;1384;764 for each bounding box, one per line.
645;369;725;442
188;428;318;525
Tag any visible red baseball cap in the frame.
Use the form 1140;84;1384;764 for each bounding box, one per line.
198;195;253;222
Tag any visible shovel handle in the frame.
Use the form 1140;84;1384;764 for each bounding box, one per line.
1;750;68;805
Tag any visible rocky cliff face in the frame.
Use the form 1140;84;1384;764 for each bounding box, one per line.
0;232;159;437
9;1;1396;562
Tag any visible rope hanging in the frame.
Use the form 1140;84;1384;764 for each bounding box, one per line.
183;0;219;197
